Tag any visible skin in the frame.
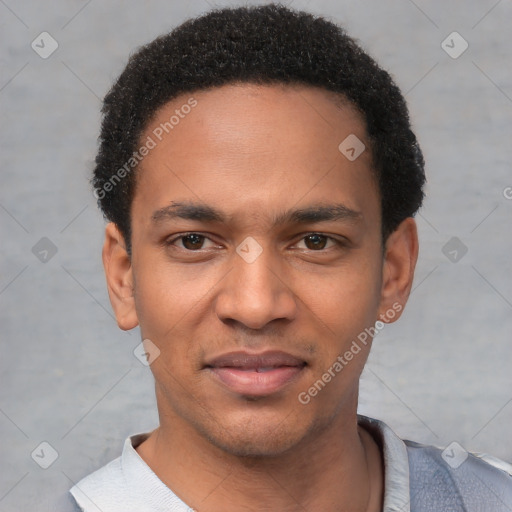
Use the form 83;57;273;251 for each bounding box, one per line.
102;83;419;511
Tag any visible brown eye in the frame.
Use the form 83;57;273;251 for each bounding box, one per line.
181;234;206;250
165;233;220;254
303;234;329;250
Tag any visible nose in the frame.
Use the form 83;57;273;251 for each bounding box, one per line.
214;241;297;330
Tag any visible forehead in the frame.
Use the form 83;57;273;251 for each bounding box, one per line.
132;83;378;230
144;82;367;155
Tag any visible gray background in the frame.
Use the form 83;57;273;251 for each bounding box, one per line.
1;0;511;510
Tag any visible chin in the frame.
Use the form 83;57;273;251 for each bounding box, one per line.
200;412;309;458
207;430;301;458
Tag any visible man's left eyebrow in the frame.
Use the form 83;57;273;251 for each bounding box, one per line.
151;201;362;226
275;204;362;225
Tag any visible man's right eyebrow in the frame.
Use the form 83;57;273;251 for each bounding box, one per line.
151;201;226;224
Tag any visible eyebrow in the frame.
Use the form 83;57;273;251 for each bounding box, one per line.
151;201;362;226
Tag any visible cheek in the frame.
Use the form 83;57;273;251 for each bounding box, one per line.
132;268;178;338
131;257;224;382
296;265;381;413
307;258;382;330
297;258;382;383
133;269;205;392
132;254;213;339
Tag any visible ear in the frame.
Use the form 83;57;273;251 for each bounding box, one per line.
102;222;139;330
377;217;419;323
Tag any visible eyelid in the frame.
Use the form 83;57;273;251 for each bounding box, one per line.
165;232;220;249
291;233;346;250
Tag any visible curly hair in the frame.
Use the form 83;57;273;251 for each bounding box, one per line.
93;3;425;253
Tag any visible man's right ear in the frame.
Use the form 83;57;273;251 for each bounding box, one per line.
102;222;139;330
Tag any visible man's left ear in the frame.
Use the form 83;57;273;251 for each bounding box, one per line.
377;217;419;323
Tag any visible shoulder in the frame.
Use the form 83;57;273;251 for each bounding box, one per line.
405;439;512;511
69;434;152;512
69;432;191;512
69;455;132;512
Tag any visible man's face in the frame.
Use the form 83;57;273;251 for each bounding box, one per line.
113;84;403;456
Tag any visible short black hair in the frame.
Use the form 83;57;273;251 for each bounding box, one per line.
93;3;425;252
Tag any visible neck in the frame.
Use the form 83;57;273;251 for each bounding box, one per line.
136;401;383;511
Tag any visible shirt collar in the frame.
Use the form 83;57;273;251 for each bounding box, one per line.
357;414;411;512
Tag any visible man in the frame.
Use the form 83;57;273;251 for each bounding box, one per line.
70;4;512;511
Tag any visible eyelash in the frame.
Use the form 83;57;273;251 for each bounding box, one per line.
165;232;345;252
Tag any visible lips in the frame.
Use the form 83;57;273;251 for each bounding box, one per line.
205;351;306;370
205;350;307;396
